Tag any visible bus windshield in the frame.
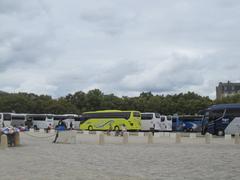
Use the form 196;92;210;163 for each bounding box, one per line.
141;114;153;120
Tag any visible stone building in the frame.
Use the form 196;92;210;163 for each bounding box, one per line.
216;81;240;100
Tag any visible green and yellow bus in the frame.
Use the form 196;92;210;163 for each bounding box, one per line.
80;110;141;131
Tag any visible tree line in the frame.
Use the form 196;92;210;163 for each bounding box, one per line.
0;89;240;115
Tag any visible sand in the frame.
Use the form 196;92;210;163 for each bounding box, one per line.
0;132;240;180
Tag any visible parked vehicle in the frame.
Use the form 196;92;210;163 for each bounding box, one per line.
202;104;240;136
141;112;161;131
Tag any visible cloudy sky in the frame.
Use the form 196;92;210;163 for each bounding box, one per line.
0;0;240;99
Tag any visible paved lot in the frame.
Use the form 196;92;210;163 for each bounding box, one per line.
0;132;240;180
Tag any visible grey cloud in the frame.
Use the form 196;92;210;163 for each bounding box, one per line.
1;0;240;98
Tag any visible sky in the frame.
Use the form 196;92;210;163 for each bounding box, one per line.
0;0;240;99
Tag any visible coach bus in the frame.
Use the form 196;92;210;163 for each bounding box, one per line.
26;114;54;130
172;115;203;132
202;104;240;136
80;110;141;131
141;112;161;131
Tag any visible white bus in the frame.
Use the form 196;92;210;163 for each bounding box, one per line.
160;115;172;131
141;113;161;131
11;113;26;128
0;113;12;127
53;114;77;129
26;114;54;130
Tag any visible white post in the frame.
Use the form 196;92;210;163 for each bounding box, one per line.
123;132;128;144
164;132;170;137
154;133;160;137
234;134;240;144
14;132;20;146
96;131;102;135
190;133;197;139
98;133;105;145
175;133;181;144
159;132;164;137
138;132;144;137
147;132;153;144
170;133;176;138
224;134;232;140
83;131;89;135
205;133;211;144
1;134;8;149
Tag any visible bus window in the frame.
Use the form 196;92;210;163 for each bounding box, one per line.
225;108;240;118
83;112;131;120
209;110;224;122
3;114;11;121
33;116;46;121
172;117;177;123
12;115;25;120
161;116;165;122
155;113;160;118
141;114;153;120
133;112;140;117
167;116;172;121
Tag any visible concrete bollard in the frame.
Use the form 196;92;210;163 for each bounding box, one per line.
29;128;34;133
164;132;170;137
159;132;164;137
56;131;77;144
96;131;102;135
138;132;144;137
224;134;232;140
147;132;153;144
175;133;181;144
98;133;105;145
122;132;128;144
83;131;89;135
40;129;45;133
205;133;211;144
154;133;160;137
234;134;240;144
170;133;176;138
14;132;20;146
190;133;197;138
1;134;8;149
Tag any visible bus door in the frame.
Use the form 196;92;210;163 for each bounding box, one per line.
206;109;225;135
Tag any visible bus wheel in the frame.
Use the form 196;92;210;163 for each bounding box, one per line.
217;130;224;136
88;126;93;131
114;126;120;131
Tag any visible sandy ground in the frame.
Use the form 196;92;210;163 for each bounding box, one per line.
0;132;240;180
